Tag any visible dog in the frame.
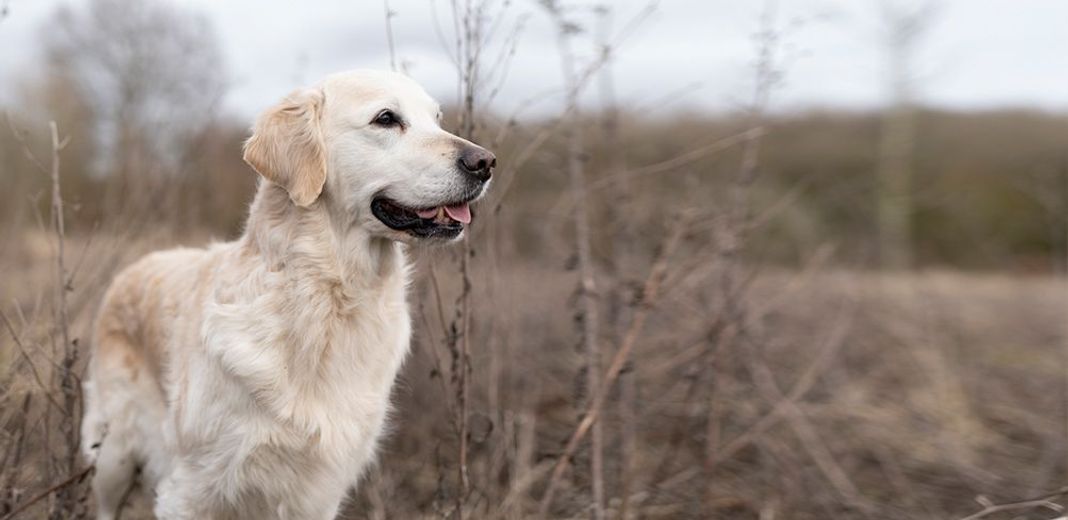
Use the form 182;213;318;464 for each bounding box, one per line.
80;70;495;519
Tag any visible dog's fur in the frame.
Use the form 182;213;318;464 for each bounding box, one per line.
81;70;492;519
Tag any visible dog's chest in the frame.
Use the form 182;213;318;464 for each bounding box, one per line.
192;275;412;479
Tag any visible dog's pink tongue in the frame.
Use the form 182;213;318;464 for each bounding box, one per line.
444;203;472;224
416;208;438;219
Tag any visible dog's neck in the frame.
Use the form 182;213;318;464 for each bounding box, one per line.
233;181;411;434
241;181;407;300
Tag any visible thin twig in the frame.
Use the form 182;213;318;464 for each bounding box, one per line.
490;1;658;209
546;4;605;516
0;465;93;520
5;114;49;175
45;120;85;519
457;236;472;518
587;128;765;191
447;3;483;516
744;338;872;515
715;310;851;463
959;486;1068;520
538;213;691;516
0;310;65;411
383;0;398;71
595;6;638;517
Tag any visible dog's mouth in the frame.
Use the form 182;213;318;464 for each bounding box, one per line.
370;197;474;239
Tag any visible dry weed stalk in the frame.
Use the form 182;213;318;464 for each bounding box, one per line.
701;0;779;490
453;3;481;516
959;485;1068;520
0;466;93;520
715;311;850;463
0;394;32;517
593;5;638;518
46;121;84;517
538;212;691;516
744;342;871;513
2;119;91;519
382;0;398;71
541;2;605;517
427;1;509;517
490;0;653;209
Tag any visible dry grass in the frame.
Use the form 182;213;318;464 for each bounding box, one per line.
3;2;1067;519
3;227;1067;519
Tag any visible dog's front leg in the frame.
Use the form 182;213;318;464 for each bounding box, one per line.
153;461;217;520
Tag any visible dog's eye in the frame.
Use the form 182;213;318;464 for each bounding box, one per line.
373;110;400;127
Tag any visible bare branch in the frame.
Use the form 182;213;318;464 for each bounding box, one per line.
538;213;691;516
383;0;398;71
0;466;93;520
959;486;1068;520
0;310;65;411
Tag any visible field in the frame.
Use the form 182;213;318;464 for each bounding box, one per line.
3;0;1068;518
3;228;1068;519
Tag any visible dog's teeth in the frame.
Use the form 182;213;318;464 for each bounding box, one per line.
437;207;445;221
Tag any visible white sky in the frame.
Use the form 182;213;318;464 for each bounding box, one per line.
1;0;1067;119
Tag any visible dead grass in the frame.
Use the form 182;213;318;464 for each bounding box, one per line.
5;230;1064;519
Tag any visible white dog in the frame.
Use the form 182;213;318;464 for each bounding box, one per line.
80;70;495;519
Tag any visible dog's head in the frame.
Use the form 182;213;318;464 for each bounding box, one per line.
242;70;494;243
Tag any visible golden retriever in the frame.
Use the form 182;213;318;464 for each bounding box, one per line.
81;70;495;519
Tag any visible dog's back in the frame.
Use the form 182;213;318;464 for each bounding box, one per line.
82;247;214;520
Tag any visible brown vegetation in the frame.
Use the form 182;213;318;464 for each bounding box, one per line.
2;0;1068;519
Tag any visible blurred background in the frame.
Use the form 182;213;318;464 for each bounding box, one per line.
1;0;1067;518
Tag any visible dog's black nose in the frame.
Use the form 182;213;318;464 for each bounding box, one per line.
458;146;496;182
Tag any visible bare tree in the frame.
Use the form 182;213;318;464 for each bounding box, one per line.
40;0;227;219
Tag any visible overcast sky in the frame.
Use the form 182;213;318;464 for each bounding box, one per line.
1;0;1066;119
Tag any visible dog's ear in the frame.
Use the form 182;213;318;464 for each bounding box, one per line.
243;88;327;207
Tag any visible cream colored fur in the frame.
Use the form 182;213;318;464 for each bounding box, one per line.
81;70;491;519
